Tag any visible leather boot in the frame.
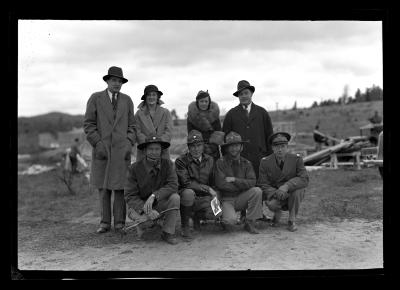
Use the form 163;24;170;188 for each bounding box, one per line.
244;219;259;234
180;205;193;239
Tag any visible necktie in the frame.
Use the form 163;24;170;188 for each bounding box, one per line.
112;93;117;110
243;104;249;117
279;160;284;170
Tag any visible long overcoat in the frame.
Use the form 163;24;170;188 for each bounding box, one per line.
84;89;136;190
134;101;173;160
222;102;273;177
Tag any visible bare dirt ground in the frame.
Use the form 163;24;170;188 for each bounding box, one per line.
18;214;382;271
17;167;383;272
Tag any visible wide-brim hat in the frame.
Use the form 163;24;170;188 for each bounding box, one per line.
141;84;163;100
268;132;291;145
137;135;170;150
233;80;255;97
220;131;249;149
103;66;128;84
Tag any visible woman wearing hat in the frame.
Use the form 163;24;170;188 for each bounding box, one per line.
187;90;224;160
135;85;173;161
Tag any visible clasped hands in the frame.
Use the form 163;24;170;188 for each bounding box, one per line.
199;184;218;197
274;184;290;201
128;194;160;223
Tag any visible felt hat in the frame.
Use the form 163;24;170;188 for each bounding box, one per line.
141;84;163;100
220;131;248;149
137;133;170;150
103;66;128;84
233;80;255;97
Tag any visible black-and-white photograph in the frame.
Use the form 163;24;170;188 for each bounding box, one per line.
14;17;386;277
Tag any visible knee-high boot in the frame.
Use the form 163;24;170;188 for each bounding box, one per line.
180;205;193;238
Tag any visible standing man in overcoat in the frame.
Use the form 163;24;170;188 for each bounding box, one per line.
84;66;136;234
222;80;274;179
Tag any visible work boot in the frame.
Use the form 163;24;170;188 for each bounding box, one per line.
180;205;193;239
270;210;282;227
287;221;298;232
244;220;259;234
161;231;178;245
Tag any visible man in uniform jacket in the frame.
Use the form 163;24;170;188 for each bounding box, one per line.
222;80;274;179
175;130;220;240
214;131;263;234
257;132;309;232
84;66;136;234
124;134;180;245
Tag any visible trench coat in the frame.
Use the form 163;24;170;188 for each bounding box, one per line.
134;101;173;160
84;89;136;190
222;102;273;178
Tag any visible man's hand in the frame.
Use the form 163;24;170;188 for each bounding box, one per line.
143;194;155;215
199;184;210;193
225;177;236;183
128;209;148;223
278;184;289;193
275;189;289;201
147;209;160;221
208;187;218;197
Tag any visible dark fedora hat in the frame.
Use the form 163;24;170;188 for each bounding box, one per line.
141;85;163;100
137;134;170;150
233;80;255;97
220;131;248;149
103;66;128;84
268;132;291;146
187;130;204;145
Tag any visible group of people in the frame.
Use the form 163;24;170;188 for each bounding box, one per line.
83;66;309;245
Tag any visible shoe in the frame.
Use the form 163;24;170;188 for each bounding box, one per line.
181;226;193;239
96;227;110;234
258;214;272;222
244;220;259;234
161;231;178;245
270;211;282;227
220;221;234;232
287;221;298;232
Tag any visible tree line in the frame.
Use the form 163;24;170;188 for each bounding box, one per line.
309;84;383;109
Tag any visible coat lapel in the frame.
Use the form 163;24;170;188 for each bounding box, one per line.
236;105;249;124
151;105;164;131
99;90;115;126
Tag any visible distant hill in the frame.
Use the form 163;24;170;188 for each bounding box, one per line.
268;100;383;139
18;111;84;136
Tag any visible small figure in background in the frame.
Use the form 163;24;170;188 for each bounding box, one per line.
313;125;329;152
69;138;81;174
368;111;382;124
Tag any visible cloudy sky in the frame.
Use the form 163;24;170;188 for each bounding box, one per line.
18;20;382;118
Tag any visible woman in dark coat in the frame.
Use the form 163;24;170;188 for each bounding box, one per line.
187;90;224;160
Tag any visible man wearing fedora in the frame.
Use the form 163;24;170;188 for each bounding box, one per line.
214;131;263;234
124;134;180;245
175;130;221;239
222;80;274;179
84;66;136;234
257;132;309;232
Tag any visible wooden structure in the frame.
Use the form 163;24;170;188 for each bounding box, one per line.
329;151;361;170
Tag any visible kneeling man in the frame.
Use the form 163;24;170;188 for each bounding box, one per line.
258;132;309;232
124;134;180;244
175;130;220;239
215;131;263;234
